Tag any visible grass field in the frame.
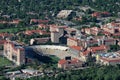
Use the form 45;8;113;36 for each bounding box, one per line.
0;56;12;67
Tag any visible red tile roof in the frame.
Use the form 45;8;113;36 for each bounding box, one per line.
70;46;82;51
90;45;107;53
91;12;101;17
82;50;90;56
58;58;80;65
24;30;50;35
31;19;49;23
102;12;110;15
100;57;120;62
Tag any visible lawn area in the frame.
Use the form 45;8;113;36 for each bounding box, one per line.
0;56;12;67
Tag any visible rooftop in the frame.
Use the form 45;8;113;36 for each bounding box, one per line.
6;40;24;51
58;58;80;65
99;52;120;62
70;46;82;51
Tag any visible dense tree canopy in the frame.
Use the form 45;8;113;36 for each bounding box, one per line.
16;65;120;80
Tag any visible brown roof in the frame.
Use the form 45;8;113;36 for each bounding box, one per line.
70;46;82;51
100;57;120;62
58;58;80;65
90;45;107;53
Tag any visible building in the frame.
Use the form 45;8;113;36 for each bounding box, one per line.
30;19;49;24
88;45;108;55
102;22;120;36
80;50;91;61
65;28;77;37
67;37;80;46
79;45;108;61
50;25;67;43
84;27;101;35
38;24;49;30
91;12;101;17
79;36;116;48
0;40;6;50
57;10;73;18
24;30;50;36
69;46;83;57
30;37;50;45
91;12;110;18
97;52;120;65
97;37;116;46
0;33;13;40
58;57;83;69
0;19;21;24
4;40;25;65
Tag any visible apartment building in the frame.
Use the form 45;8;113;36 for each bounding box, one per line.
4;40;25;65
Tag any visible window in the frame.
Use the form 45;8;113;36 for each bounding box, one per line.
12;55;17;61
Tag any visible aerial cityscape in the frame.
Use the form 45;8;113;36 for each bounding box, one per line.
0;0;120;80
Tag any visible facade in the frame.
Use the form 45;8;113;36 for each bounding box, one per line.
38;24;49;30
50;25;66;43
67;37;80;46
69;46;83;57
58;57;83;69
0;40;6;50
102;22;120;36
88;45;108;55
24;30;50;36
84;27;100;35
80;50;91;61
91;12;101;17
30;37;50;45
80;45;108;61
4;40;25;65
0;33;13;40
65;28;77;37
30;19;49;24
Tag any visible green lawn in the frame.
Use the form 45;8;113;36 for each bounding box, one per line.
0;56;12;67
